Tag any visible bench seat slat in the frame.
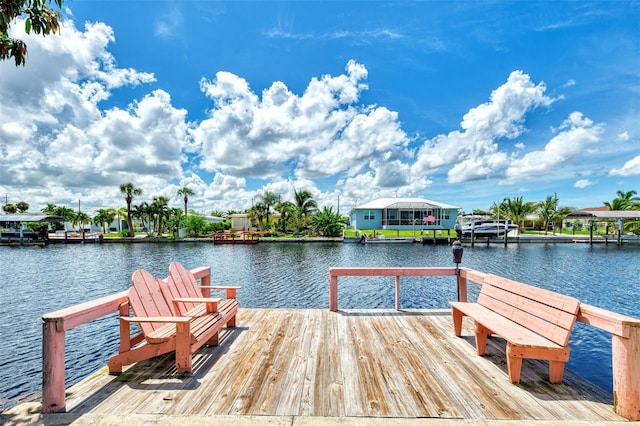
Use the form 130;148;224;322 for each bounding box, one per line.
450;302;563;349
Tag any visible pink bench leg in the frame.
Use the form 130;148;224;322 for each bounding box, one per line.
549;360;565;384
452;308;464;336
474;322;491;356
506;344;523;383
175;322;193;373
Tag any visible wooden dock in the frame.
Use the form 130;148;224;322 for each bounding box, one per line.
15;308;627;423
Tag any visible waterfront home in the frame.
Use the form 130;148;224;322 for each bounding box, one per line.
0;214;66;242
349;197;460;232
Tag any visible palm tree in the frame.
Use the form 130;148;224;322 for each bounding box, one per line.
177;187;195;216
246;202;267;231
256;191;280;230
150;196;170;236
537;195;559;235
116;207;128;233
41;203;57;215
604;190;640;211
93;208;117;233
490;201;507;221
500;196;538;234
274;200;295;233
293;189;317;231
553;206;574;234
132;202;151;235
72;211;91;238
167;208;185;238
53;205;76;222
120;182;142;237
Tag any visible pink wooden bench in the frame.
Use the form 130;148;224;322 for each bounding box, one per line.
108;269;228;374
449;274;580;384
164;261;240;327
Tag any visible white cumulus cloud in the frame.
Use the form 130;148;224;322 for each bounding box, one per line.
411;70;556;183
609;155;640;176
502;112;604;183
574;179;594;188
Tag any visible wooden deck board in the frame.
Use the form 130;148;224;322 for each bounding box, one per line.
63;308;624;421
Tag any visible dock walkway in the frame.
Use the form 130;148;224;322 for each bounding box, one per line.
4;308;627;424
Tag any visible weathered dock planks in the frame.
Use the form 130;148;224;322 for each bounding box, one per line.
55;308;624;421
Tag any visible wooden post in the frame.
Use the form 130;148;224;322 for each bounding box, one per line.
612;325;640;420
201;270;211;297
42;319;66;413
329;273;338;312
395;276;400;310
457;273;467;302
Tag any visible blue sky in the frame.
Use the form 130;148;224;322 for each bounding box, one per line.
0;1;638;215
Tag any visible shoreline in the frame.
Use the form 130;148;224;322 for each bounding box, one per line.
2;233;639;246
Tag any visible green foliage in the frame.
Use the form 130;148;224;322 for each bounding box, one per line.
184;214;208;237
93;208;116;233
53;205;75;221
1;0;64;65
16;201;29;212
604;190;640;211
2;203;17;213
72;211;90;231
23;221;50;232
291;189;317;232
308;206;347;237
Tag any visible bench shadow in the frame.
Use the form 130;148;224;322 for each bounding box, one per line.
335;308;451;317
68;326;247;413
458;334;613;405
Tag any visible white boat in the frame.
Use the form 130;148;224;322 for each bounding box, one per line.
461;220;518;238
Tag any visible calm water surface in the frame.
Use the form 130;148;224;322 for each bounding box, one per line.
1;242;638;411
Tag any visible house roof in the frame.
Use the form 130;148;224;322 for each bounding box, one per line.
580;206;610;212
354;197;459;210
566;210;640;220
0;214;66;223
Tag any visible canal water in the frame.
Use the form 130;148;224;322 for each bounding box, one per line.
1;242;638;411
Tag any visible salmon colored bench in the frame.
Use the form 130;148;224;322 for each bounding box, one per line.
164;261;240;328
449;274;580;384
107;268;237;374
